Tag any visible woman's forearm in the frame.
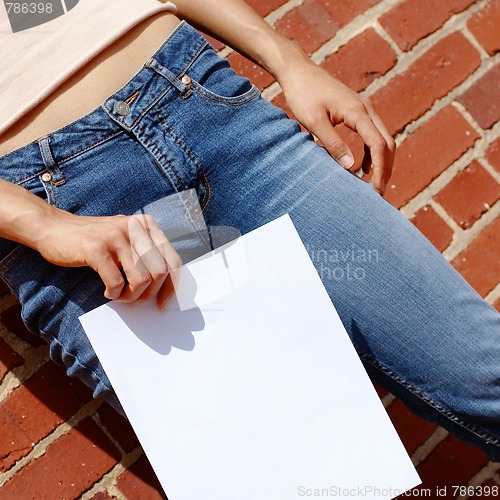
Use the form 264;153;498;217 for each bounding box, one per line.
0;178;58;251
172;0;313;84
173;0;396;195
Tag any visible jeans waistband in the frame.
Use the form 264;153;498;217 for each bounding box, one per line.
0;21;208;184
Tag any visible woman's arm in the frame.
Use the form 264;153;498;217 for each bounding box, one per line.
173;0;395;195
0;178;179;308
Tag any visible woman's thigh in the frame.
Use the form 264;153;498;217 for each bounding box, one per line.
184;93;500;460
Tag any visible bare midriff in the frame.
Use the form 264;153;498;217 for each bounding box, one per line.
0;11;181;156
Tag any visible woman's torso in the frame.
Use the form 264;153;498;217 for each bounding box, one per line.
0;11;181;156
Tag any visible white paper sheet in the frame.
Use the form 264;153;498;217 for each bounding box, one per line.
79;215;420;500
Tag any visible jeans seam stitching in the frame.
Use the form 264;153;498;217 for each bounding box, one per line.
58;130;125;164
360;352;500;448
191;82;260;106
0;246;28;274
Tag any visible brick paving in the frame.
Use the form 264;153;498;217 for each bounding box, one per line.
1;0;499;498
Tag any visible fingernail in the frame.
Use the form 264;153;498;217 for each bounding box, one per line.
339;154;354;169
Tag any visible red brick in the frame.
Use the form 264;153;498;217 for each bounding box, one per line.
98;403;139;453
458;64;500;130
198;31;225;51
386;399;437;455
275;0;340;54
411;205;454;252
274;0;380;55
0;363;92;472
0;279;9;295
452;217;500;297
380;0;475;51
435;161;500;229
0;303;45;347
0;417;121;500
486;137;500;172
117;455;167;499
90;492;114;500
323;0;381;27
227;52;274;91
0;337;23;384
494;297;500;313
384;106;479;208
321;29;397;92
414;433;489;493
245;0;288;17
374;382;389;399
372;32;481;135
468;0;500;56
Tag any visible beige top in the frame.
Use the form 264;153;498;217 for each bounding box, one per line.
0;0;177;136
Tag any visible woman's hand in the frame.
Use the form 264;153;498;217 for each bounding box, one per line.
173;0;395;195
37;211;181;309
277;59;396;196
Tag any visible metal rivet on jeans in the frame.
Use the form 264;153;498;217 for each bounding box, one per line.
41;172;52;182
114;101;131;116
181;75;192;85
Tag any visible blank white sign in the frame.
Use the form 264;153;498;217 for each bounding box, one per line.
80;214;420;500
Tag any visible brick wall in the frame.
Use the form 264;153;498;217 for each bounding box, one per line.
1;0;499;498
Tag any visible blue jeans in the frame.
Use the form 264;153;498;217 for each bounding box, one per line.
0;22;499;461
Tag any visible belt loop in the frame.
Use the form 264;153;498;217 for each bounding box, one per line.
148;58;191;95
37;136;66;186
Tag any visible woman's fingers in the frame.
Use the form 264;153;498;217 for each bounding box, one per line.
119;214;181;307
94;251;127;301
354;114;391;194
312;119;355;170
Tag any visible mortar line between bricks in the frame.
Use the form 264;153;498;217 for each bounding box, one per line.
92;411;127;457
443;199;500;263
480;157;500;186
0;346;49;405
310;0;405;65
394;54;500;145
398;134;500;253
451;101;500;168
452;100;499;144
428;200;463;233
372;20;403;57
362;0;492;98
0;397;102;488
267;2;499;137
493;471;500;487
381;392;396;409
223;0;408;88
78;446;145;500
0;322;37;358
264;0;306;25
485;283;500;307
461;24;493;61
411;426;449;467
461;462;500;500
0;294;16;315
398;140;490;219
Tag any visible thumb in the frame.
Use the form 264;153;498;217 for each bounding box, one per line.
314;120;355;170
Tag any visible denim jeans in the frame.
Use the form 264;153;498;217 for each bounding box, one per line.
0;21;499;461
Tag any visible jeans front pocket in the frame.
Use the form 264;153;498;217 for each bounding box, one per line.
187;46;261;106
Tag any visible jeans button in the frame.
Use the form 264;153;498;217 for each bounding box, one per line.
114;101;131;116
181;75;192;85
41;172;52;182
